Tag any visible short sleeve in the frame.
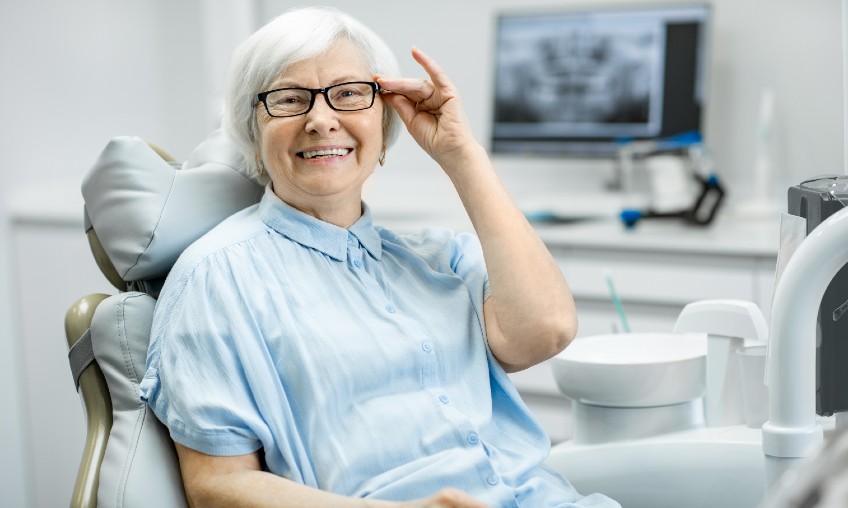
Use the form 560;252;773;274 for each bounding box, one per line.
449;232;491;303
140;253;269;457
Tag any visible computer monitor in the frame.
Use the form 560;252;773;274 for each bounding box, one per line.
491;4;710;157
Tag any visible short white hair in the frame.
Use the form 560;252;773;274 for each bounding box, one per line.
222;6;402;183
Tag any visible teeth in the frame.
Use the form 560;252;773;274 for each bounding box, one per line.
301;148;350;159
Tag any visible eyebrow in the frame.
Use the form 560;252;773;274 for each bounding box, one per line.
270;75;368;89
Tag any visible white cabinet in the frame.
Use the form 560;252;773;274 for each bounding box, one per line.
555;248;773;335
509;217;779;443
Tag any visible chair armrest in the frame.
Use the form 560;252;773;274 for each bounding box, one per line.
65;294;112;508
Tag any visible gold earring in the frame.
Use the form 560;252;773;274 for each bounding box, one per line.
378;146;386;166
257;159;265;176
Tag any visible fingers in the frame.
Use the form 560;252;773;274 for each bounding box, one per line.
375;47;455;107
429;488;490;508
410;47;452;91
375;81;418;126
374;47;474;161
377;77;434;103
398;488;490;508
375;75;437;128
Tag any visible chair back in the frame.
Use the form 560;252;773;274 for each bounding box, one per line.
65;130;263;507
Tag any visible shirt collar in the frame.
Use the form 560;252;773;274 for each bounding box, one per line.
258;186;382;262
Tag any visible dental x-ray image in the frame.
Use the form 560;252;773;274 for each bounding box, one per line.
494;13;664;137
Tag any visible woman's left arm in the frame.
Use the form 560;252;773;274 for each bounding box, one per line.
378;48;577;373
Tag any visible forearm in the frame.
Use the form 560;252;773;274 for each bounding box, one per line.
177;445;390;508
443;144;577;371
185;468;393;508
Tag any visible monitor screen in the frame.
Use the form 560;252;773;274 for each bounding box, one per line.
491;4;710;157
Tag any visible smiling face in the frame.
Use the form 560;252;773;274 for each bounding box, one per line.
255;39;384;226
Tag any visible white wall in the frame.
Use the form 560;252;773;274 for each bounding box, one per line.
0;0;843;506
0;1;208;192
0;209;27;508
0;1;208;506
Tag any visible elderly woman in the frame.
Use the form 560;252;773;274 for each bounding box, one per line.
140;6;618;508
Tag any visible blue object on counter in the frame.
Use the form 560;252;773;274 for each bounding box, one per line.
707;173;719;187
662;130;702;147
617;170;724;228
620;209;643;229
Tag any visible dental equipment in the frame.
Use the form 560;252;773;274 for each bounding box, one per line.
758;0;848;490
548;301;770;508
674;300;768;427
763;205;848;488
615;135;726;229
787;178;848;418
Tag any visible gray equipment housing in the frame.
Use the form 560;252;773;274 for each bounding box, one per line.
788;176;848;417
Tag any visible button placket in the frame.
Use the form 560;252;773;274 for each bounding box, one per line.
347;233;364;276
346;233;365;271
421;340;437;387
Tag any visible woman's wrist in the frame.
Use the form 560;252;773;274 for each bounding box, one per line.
438;142;489;180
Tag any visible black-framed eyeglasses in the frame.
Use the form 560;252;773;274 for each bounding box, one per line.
257;81;381;118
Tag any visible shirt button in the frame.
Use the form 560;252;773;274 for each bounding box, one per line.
353;259;362;268
421;342;432;353
487;474;500;486
439;394;449;404
385;305;396;314
467;432;479;445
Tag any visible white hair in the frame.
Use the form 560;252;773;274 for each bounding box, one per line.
222;6;402;183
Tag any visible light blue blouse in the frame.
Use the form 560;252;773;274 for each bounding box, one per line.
140;187;618;507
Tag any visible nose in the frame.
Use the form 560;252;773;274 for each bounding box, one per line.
304;93;339;135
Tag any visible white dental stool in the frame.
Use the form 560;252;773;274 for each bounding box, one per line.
65;131;263;507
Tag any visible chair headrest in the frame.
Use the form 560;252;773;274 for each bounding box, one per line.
82;130;264;284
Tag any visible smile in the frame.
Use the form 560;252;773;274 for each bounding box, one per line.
298;148;352;159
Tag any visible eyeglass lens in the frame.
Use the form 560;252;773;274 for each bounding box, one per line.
263;82;376;117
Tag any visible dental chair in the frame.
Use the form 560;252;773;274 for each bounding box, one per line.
64;130;263;507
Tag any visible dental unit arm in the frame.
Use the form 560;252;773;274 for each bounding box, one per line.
763;205;848;489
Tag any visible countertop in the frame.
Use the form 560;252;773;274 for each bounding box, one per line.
373;211;780;259
532;215;779;258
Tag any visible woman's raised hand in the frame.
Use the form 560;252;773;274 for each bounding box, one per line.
376;48;481;170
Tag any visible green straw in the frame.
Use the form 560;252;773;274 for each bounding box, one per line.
604;269;631;333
